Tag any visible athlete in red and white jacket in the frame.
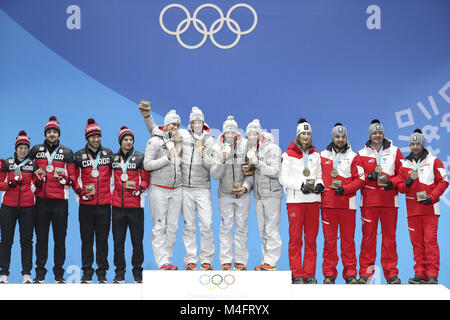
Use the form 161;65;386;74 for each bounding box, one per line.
355;119;404;284
28;116;75;283
397;129;448;285
0;131;41;284
320;123;365;284
279;118;324;284
110;126;150;283
73;119;113;283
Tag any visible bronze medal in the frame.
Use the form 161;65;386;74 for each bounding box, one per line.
331;169;339;178
375;165;383;174
303;168;310;177
410;170;418;180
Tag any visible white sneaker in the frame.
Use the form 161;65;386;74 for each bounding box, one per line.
22;274;32;284
0;275;8;284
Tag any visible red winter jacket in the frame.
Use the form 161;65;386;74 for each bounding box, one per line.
29;142;76;200
0;156;41;207
111;149;150;208
73;145;113;206
320;143;365;210
397;150;448;217
356;139;404;208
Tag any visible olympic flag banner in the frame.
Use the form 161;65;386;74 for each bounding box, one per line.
0;0;449;291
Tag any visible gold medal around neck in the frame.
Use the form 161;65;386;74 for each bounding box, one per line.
375;165;383;173
303;168;311;177
331;169;339;178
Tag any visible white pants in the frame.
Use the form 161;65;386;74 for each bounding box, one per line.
218;193;251;265
182;187;215;265
149;185;182;268
255;197;282;266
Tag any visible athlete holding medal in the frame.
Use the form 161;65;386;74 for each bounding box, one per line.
28;116;76;284
355;119;404;284
279;118;324;284
111;126;150;283
397;129;448;284
143;109;183;271
0;131;41;284
320;123;365;284
73;118;113;283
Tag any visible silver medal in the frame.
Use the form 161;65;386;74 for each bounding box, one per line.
14;169;22;177
46;164;54;173
121;173;129;182
91;169;100;178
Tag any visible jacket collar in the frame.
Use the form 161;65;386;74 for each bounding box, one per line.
405;148;429;162
326;142;349;153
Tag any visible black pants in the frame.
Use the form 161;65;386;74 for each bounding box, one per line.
0;205;35;276
112;207;144;281
79;204;111;279
35;198;68;279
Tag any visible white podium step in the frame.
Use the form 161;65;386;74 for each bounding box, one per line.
142;270;293;300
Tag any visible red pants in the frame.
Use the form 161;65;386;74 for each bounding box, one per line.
321;208;357;280
408;215;440;279
359;207;399;280
287;202;319;279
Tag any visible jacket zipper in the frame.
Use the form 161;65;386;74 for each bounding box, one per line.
18;182;22;208
188;145;194;186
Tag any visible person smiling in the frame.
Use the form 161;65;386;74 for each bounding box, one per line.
355;119;404;284
0;131;41;284
397;129;448;285
28;116;76;284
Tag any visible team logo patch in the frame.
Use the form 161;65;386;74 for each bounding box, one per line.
82;154;87;160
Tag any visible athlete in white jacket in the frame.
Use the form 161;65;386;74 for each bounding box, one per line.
246;119;283;271
211;116;253;270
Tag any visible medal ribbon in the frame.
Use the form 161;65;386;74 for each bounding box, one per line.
413;158;421;171
88;151;102;171
376;146;384;166
333;150;343;171
46;145;61;166
14;158;30;172
304;149;310;170
121;150;135;174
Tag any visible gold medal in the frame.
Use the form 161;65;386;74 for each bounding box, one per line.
331;169;339;178
303;168;310;177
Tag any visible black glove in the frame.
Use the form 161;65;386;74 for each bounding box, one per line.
420;196;433;205
314;183;325;194
367;171;379;181
334;186;344;195
405;177;414;187
383;180;394;190
8;181;17;189
301;183;314;195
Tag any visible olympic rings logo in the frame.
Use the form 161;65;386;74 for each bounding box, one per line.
159;3;258;49
199;274;235;290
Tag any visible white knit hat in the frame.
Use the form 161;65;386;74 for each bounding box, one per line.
246;119;262;135
296;119;312;136
164;109;181;126
223;115;238;133
189;106;204;122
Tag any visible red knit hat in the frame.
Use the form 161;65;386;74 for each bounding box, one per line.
118;126;134;145
15;130;30;149
45;116;61;136
85;118;102;139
